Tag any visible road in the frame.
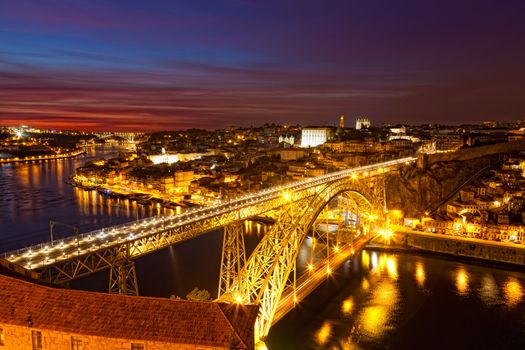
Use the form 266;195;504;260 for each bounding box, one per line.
274;236;370;323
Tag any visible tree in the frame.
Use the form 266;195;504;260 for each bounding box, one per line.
185;287;212;301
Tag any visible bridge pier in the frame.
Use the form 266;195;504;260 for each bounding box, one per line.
109;259;139;296
218;221;246;298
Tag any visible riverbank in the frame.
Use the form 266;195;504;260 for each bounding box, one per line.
70;182;192;211
370;229;525;268
0;149;85;164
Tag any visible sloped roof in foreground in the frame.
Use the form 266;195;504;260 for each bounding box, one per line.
0;273;257;349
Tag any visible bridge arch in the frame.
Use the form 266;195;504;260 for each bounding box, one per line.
224;175;386;342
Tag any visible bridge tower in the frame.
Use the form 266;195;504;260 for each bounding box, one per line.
109;260;139;296
108;243;139;296
218;221;246;298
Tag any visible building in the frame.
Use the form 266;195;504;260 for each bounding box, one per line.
174;170;194;193
339;114;345;128
300;128;332;147
433;133;464;152
278;134;295;146
355;118;371;130
0;271;258;350
279;149;305;161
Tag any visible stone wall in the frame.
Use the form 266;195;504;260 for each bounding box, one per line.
391;231;525;266
426;140;525;165
0;324;224;350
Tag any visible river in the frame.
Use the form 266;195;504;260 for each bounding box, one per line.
1;150;524;349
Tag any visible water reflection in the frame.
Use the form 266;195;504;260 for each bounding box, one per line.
455;267;469;296
503;277;523;307
267;251;525;350
341;296;354;315
358;281;399;338
385;256;398;280
415;261;425;287
361;278;370;291
361;250;370;269
478;274;499;306
315;322;332;345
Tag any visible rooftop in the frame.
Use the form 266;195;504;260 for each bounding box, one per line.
0;273;257;349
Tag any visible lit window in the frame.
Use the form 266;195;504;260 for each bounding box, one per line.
0;327;4;346
31;330;42;350
131;343;145;350
71;337;83;350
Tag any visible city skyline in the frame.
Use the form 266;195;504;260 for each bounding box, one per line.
1;0;525;131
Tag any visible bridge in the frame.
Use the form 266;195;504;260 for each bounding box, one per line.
93;131;141;143
3;156;415;345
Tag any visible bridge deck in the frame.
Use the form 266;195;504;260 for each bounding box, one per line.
2;157;414;282
273;237;371;324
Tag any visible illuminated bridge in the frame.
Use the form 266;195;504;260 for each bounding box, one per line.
3;156;416;344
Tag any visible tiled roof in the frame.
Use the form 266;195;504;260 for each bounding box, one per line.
0;273;257;349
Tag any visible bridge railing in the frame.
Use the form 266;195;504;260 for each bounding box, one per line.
2;157;415;260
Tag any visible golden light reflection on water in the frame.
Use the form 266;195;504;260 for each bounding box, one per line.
415;262;425;287
361;250;370;269
357;280;399;338
362;278;370;291
341;297;354;315
374;281;399;305
371;251;378;270
455;267;469;296
315;322;331;345
503;277;523;306
385;256;398;280
479;274;499;306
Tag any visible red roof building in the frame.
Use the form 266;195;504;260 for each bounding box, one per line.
0;273;257;349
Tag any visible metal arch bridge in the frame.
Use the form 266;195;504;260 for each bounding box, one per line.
3;156;415;340
93;132;138;143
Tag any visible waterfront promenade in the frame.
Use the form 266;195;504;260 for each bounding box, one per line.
388;227;525;266
0;149;85;164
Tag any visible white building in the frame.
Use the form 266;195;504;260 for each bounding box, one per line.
300;128;332;147
356;118;371;130
278;134;295;146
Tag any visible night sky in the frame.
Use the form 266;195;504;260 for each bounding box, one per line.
1;0;524;131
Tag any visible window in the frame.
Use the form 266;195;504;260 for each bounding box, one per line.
31;330;42;350
131;343;145;350
0;327;4;346
71;337;83;350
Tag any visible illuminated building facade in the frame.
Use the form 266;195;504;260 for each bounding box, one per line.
300;128;332;148
355;118;371;130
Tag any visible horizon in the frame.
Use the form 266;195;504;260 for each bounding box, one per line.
2;118;524;134
1;0;525;131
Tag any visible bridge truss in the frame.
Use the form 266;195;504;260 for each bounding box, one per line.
3;157;413;341
219;171;388;342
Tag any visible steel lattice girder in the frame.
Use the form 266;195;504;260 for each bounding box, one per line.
218;221;246;297
30;163;398;284
223;175;386;341
108;259;139;296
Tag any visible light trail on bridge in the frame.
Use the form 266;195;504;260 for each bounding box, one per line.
2;157;415;281
273;236;370;324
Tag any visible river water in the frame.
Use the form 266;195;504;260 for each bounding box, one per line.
1;150;524;349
